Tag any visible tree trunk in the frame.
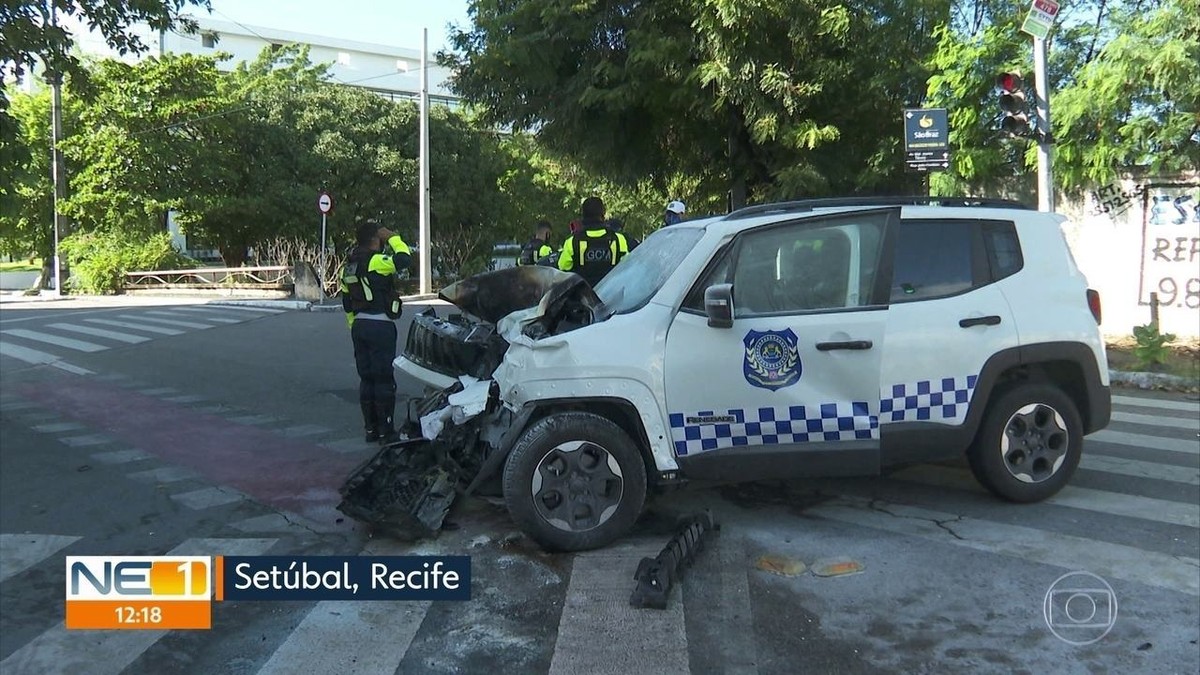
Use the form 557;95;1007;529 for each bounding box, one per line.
219;245;247;268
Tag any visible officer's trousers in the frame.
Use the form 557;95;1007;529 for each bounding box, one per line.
350;318;397;406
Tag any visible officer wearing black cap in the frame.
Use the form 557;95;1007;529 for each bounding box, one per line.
558;196;629;286
340;220;412;444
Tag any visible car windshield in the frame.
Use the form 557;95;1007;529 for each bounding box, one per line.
594;226;705;315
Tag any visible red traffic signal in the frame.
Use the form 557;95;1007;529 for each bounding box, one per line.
996;71;1029;136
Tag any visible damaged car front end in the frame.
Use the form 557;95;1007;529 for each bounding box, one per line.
337;267;612;542
338;226;707;551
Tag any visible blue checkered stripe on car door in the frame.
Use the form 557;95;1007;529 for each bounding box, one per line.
879;375;978;424
668;402;878;456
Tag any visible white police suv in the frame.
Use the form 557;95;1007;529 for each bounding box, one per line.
396;197;1112;551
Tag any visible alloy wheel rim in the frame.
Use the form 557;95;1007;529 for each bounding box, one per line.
999;403;1069;483
531;440;624;532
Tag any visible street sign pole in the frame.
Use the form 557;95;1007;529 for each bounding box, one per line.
1022;0;1058;212
320;212;327;301
317;192;334;301
1034;36;1054;212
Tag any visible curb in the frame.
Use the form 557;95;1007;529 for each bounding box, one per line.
1109;369;1199;392
308;294;444;313
208;299;313;311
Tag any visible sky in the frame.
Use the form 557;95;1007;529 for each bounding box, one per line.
201;0;473;53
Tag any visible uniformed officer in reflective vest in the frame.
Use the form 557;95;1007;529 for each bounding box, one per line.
558;196;629;286
341;221;412;444
517;220;554;265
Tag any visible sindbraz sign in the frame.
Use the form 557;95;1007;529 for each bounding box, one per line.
903;108;950;172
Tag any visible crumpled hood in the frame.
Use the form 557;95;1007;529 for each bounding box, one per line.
439;266;581;324
439;266;605;340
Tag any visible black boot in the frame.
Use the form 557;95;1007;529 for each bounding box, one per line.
361;402;380;443
373;397;401;445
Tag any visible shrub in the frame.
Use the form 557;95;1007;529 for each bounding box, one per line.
60;230;197;294
1132;323;1177;370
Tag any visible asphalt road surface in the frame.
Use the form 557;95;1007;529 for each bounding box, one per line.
1;297;1197;674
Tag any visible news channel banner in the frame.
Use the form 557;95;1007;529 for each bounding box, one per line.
65;555;470;630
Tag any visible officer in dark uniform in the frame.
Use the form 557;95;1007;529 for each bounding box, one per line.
517;220;554;266
558;196;629;286
341;221;412;443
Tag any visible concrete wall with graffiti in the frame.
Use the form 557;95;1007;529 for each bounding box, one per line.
1058;174;1199;338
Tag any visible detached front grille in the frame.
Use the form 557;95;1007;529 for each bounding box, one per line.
402;309;508;380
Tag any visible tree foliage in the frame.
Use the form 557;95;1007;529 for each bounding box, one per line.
926;0;1198;196
445;0;949;207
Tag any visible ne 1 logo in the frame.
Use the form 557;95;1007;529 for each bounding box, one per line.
66;556;212;630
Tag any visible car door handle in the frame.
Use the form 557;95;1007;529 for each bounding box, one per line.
959;315;1002;328
815;340;873;351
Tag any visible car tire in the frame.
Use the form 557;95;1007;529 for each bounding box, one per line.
502;412;647;552
968;383;1083;503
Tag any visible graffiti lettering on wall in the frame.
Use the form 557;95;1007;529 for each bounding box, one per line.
1090;183;1145;218
1139;184;1200;310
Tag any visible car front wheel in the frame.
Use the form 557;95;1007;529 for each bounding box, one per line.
968;383;1083;503
502;412;647;551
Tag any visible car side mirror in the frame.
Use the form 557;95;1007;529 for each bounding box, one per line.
704;283;734;328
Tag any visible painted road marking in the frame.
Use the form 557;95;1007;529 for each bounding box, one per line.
0;328;107;352
84;318;183;336
1080;454;1199;485
255;540;430;675
0;534;81;584
549;538;690;675
0;538;278;675
205;304;286;314
1112;395;1200;413
892;465;1200;528
46;322;149;344
170;486;246;510
810;496;1199;596
145;310;241;324
1112;411;1198;431
116;314;213;330
1089;429;1198;455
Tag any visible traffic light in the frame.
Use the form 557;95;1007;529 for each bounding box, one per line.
996;72;1029;137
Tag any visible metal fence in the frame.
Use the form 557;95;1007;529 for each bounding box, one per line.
124;266;292;290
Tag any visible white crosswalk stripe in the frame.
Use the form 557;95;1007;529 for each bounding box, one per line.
0;328;107;352
0;533;81;583
255;540;429;675
0;340;65;366
1113;394;1200;413
1112;410;1199;431
549;538;690;675
116;313;214;330
145;310;241;324
47;322;150;344
892;464;1200;528
0;537;278;675
84;317;183;336
204;304;286;314
1080;453;1199;485
1088;429;1198;455
808;496;1200;596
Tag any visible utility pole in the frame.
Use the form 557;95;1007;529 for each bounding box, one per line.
48;2;68;295
1033;36;1054;212
418;28;431;295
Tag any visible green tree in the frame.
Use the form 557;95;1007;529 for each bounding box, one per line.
0;90;54;264
1;1;210;143
1052;0;1200;187
926;0;1197;196
445;0;947;208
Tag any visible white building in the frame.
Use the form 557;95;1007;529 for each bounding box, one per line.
59;15;457;105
